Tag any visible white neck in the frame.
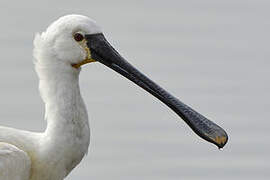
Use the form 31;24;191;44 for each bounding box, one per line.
36;63;90;175
39;67;89;133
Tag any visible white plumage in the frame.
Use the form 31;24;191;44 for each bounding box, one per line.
0;14;100;180
0;142;30;180
0;13;228;180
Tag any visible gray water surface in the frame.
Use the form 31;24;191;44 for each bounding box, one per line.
0;1;269;180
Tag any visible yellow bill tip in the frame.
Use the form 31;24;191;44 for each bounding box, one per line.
211;135;228;149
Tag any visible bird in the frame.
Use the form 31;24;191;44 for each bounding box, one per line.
0;14;228;180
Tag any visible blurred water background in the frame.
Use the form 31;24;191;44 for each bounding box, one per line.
0;0;269;179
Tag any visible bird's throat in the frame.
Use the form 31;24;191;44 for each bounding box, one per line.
39;70;90;172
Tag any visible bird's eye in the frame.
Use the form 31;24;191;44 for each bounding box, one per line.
74;33;84;42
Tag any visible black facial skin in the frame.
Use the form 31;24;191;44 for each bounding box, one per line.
85;33;228;149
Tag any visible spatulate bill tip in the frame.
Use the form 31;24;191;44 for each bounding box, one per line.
211;131;228;149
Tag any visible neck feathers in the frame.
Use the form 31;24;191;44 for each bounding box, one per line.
37;64;90;172
36;64;89;131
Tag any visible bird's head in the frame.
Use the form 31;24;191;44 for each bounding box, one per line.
33;14;101;70
34;14;228;149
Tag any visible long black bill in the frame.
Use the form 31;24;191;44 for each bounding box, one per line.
86;33;228;149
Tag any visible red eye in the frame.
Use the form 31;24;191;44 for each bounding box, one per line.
74;33;84;42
